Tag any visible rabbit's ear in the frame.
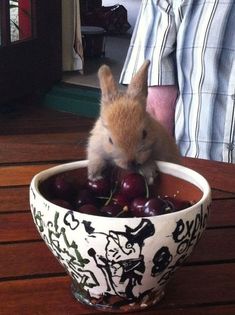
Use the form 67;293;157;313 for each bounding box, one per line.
127;60;150;100
98;65;118;105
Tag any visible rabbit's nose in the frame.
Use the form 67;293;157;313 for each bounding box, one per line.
127;160;138;170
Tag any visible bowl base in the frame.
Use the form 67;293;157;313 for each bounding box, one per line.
71;281;165;313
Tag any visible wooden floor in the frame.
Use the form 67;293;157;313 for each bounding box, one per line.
1;104;235;315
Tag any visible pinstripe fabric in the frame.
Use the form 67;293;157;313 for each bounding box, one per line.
120;0;235;163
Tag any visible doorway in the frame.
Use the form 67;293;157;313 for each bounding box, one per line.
62;0;141;89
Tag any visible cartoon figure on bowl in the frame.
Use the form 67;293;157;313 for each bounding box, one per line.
88;219;155;300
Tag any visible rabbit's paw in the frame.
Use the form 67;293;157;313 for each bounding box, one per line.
139;160;159;185
88;159;106;180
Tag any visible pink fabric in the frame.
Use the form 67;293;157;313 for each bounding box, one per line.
147;85;178;136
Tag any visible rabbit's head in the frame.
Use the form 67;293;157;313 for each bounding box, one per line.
98;60;155;170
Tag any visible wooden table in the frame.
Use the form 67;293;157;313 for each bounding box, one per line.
0;105;235;314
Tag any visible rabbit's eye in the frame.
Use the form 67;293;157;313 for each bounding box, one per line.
142;129;147;140
109;137;113;145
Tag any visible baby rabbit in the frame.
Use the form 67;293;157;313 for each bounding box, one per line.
87;60;180;184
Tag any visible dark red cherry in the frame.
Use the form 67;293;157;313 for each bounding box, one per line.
120;173;147;200
130;197;149;217
100;203;123;217
78;204;98;215
52;173;75;200
143;198;168;216
112;193;130;209
39;177;54;199
51;198;73;210
165;196;192;211
88;177;111;197
75;189;96;208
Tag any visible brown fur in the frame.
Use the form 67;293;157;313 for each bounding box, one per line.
87;60;180;183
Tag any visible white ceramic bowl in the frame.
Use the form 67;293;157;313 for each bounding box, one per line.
30;160;211;312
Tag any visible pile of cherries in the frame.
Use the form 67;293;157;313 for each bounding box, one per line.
42;170;192;218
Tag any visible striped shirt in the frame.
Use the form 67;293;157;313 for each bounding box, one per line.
120;0;235;163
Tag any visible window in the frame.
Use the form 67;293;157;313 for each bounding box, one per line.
0;0;33;46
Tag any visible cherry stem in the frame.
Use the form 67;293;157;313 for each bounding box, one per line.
116;206;128;217
139;170;149;199
104;181;118;206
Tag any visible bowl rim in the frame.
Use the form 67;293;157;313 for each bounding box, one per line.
30;160;211;218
